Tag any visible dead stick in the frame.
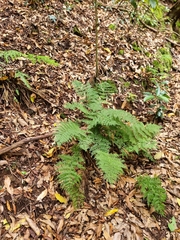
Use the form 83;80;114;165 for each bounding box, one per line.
0;132;53;156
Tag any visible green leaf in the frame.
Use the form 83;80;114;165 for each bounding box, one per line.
168;217;177;232
148;0;157;8
157;94;169;103
15;71;31;89
143;94;155;102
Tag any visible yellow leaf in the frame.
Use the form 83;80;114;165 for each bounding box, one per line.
103;48;111;54
30;93;36;103
3;219;10;230
64;212;71;219
45;147;56;158
55;192;67;204
154;151;164;160
167;112;175;118
177;198;180;206
104;208;118;217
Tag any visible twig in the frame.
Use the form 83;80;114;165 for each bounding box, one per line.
139;19;180;46
0;132;53;156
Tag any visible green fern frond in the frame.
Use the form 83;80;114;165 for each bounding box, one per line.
55;120;87;146
137;175;167;215
94;80;117;100
57;148;85;208
15;71;31;89
0;50;59;66
27;54;59;66
65;102;92;115
0;50;24;63
95;151;126;184
89;132;111;156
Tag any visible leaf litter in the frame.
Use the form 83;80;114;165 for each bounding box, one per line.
0;0;180;239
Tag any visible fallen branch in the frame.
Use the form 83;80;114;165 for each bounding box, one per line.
0;132;53;156
139;19;180;46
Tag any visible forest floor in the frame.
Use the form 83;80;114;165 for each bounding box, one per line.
0;0;180;239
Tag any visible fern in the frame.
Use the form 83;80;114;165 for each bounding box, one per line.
56;146;85;208
0;50;23;63
137;175;167;215
55;80;160;208
0;50;59;66
95;151;125;184
15;71;31;89
0;50;58;92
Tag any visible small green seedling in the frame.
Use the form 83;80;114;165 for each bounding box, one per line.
109;23;116;30
144;83;169;119
168;217;177;232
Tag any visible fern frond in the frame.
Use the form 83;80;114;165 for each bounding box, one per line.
55;121;87;146
137;175;167;215
95;150;126;184
57;148;85;207
89;132;111;156
27;54;59;66
95;80;117;100
72;80;111;110
0;50;23;63
0;50;59;66
15;71;31;89
65;102;91;115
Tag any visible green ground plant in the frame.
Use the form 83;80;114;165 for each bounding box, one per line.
137;175;167;215
131;0;168;28
143;47;171;119
0;50;58;89
55;80;160;208
153;47;172;73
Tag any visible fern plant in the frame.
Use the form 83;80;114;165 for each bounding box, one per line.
55;80;160;208
0;50;59;89
0;50;59;66
137;175;167;215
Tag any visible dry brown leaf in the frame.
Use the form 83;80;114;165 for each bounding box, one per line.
25;214;41;236
36;188;48;201
4;176;13;195
57;218;64;234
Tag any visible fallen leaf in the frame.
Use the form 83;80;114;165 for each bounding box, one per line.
25;214;41;236
104;208;118;217
154;151;164;160
103;47;111;54
36;189;48;201
55;192;67;204
30;93;36;103
177;198;180;206
4;176;13;195
45;147;56;158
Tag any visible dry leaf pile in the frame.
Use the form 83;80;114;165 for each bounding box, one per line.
0;0;180;239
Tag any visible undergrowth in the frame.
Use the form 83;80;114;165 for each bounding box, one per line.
54;80;163;212
0;50;58;89
137;175;167;215
143;47;171;119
